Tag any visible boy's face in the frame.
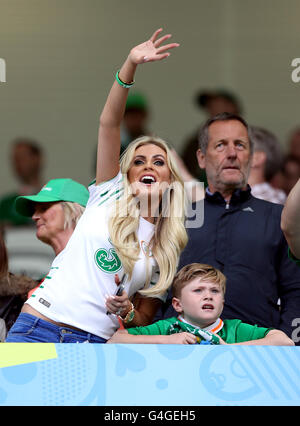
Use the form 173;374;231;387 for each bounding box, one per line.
172;278;224;328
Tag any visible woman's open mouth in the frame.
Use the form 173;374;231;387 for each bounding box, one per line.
139;175;157;185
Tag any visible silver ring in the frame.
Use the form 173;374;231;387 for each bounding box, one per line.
116;309;122;316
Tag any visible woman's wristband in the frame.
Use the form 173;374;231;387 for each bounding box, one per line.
115;70;135;89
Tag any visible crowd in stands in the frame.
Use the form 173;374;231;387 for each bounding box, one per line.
0;29;299;345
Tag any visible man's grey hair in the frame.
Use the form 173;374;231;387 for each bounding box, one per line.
60;201;85;230
198;112;254;154
250;126;284;181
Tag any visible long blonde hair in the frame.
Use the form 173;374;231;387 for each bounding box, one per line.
108;136;188;297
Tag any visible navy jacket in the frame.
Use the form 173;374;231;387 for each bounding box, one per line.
162;186;300;341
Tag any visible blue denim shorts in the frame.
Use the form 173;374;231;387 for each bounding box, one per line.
5;313;107;343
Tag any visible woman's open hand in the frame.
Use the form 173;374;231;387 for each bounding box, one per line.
129;28;179;65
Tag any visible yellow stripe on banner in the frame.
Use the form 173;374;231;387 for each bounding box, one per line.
0;343;57;368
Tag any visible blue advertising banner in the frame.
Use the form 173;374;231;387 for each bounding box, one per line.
0;344;299;406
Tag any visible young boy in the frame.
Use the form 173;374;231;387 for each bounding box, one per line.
107;263;294;345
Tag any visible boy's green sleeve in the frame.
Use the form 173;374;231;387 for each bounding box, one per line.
127;319;174;336
235;322;273;342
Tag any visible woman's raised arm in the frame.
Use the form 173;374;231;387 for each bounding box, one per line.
96;28;179;184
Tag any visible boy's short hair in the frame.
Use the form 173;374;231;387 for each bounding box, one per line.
172;263;226;298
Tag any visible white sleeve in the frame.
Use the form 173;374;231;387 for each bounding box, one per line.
87;172;124;209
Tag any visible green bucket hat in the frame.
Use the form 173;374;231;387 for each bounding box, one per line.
15;178;89;217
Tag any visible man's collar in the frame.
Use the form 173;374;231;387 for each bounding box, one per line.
205;184;252;205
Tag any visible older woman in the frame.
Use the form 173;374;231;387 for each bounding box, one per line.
6;28;188;343
13;178;89;298
15;178;89;256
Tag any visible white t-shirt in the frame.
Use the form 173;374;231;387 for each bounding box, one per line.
26;172;165;339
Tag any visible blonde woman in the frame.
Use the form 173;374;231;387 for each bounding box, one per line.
6;28;188;343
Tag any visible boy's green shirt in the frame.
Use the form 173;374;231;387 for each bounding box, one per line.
127;317;272;344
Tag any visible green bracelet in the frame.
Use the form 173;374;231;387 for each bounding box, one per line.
115;70;135;89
